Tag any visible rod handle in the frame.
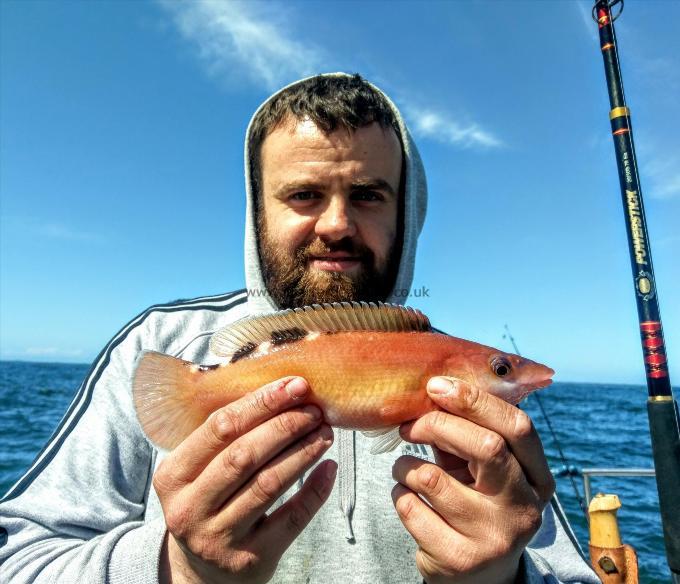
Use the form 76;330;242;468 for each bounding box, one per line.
647;398;680;575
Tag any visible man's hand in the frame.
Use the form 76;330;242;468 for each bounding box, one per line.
154;376;337;584
392;377;555;584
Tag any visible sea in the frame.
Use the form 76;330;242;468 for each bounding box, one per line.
0;360;673;583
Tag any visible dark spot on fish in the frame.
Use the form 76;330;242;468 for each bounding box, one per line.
230;342;258;363
198;364;220;372
271;327;308;346
183;361;222;372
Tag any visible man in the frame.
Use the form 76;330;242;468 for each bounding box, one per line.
0;74;598;583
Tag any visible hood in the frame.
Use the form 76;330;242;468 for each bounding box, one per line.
243;72;428;315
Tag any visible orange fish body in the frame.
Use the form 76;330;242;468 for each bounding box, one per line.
133;303;553;451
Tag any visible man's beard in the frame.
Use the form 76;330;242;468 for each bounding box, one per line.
258;217;400;309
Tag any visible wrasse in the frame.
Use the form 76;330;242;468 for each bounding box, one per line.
133;302;554;452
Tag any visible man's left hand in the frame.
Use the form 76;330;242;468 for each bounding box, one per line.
392;376;555;584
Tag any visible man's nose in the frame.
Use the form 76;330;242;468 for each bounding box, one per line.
315;197;357;240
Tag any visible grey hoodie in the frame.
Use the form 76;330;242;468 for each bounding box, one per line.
0;74;599;584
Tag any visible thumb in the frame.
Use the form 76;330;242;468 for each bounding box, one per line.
426;376;473;411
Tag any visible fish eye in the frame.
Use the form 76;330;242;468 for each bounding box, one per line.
491;357;512;378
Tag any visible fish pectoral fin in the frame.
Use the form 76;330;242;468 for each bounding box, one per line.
362;426;403;455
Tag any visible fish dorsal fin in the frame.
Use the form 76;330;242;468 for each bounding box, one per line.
209;301;431;359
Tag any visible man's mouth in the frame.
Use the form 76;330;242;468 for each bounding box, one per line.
309;253;362;272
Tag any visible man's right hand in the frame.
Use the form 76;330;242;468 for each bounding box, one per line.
154;376;336;584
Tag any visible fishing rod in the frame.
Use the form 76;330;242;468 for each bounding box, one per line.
503;325;588;518
592;1;680;581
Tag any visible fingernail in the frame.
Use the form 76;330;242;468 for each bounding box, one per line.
391;483;404;503
400;421;414;435
286;377;308;399
428;377;455;396
303;405;321;421
319;424;334;444
325;460;337;481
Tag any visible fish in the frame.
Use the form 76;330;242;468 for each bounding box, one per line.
132;302;554;452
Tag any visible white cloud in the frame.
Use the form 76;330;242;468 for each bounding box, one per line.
644;154;680;200
576;1;599;43
630;54;680;96
655;234;680;249
1;216;104;242
155;1;501;151
637;136;680;201
156;0;324;90
40;222;103;242
587;130;611;152
24;347;85;358
404;106;502;149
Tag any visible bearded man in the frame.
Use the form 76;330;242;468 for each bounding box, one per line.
0;74;599;584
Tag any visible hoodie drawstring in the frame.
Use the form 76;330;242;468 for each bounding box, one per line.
337;428;356;542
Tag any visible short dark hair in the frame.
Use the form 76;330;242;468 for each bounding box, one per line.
249;74;401;205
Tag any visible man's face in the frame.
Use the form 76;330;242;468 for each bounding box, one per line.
258;117;402;308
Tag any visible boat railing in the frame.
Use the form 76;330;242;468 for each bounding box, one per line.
580;468;656;506
551;465;656;508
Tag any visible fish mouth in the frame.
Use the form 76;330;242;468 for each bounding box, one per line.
523;364;555;392
525;378;553;391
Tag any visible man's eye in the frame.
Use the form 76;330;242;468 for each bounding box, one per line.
351;190;382;202
291;191;318;201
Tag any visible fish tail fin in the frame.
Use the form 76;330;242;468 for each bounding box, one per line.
132;351;207;450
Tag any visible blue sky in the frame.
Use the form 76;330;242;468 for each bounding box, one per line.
1;0;678;384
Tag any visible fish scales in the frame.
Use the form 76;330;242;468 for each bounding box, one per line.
194;331;450;428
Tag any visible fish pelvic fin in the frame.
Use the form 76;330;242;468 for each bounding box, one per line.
362;426;403;455
209;301;431;359
132;351;207;450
